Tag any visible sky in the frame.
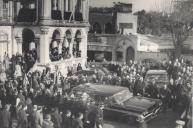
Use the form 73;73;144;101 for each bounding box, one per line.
89;0;172;12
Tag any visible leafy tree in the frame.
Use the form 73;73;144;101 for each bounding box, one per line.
136;10;164;35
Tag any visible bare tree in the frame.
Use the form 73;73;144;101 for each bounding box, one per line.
163;0;193;58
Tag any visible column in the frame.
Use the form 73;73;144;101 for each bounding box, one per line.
15;37;22;54
16;2;21;17
64;0;68;11
58;38;63;55
8;0;13;23
53;0;57;10
69;38;74;58
34;37;40;62
82;0;85;21
84;0;89;22
40;0;51;20
59;0;64;19
83;34;87;58
40;27;50;64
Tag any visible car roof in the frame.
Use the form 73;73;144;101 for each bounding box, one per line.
72;83;129;97
74;70;95;75
146;70;168;74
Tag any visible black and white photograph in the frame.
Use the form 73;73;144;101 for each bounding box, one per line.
0;0;192;128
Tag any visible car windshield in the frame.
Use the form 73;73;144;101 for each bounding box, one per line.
112;90;132;104
145;74;168;82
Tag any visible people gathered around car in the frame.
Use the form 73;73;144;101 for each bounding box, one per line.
0;53;192;128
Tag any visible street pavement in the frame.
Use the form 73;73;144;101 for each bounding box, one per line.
104;109;181;128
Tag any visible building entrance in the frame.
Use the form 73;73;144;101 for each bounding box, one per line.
126;47;135;63
22;28;35;53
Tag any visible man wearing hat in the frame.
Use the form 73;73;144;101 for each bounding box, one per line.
51;107;62;128
42;114;54;128
50;41;61;62
0;104;11;128
95;103;104;128
17;103;28;128
29;105;43;128
25;41;37;72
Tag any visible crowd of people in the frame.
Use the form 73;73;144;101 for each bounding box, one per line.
0;53;104;128
0;52;192;128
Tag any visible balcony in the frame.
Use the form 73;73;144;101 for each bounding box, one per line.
17;8;36;22
36;57;87;76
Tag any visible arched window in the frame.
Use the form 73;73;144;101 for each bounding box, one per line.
51;0;62;20
61;30;71;59
22;29;35;53
73;30;82;58
22;28;37;72
49;30;62;62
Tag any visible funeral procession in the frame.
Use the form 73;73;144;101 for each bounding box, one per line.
0;0;192;128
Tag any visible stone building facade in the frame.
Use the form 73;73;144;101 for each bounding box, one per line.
88;3;193;63
0;0;89;75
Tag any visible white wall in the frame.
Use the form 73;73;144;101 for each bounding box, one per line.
0;26;12;61
116;12;137;35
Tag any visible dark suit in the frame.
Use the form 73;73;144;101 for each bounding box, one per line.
72;118;83;128
62;115;72;128
0;109;11;128
51;111;62;128
17;109;28;128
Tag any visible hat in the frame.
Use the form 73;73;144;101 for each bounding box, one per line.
33;105;37;110
29;42;36;50
4;104;10;109
45;114;51;120
176;120;185;126
37;105;42;110
52;41;58;48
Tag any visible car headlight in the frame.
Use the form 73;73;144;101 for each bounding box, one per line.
143;111;148;116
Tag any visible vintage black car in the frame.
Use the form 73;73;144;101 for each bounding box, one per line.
144;70;169;88
72;83;162;122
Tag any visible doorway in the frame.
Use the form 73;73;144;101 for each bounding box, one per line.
126;47;135;63
22;28;35;54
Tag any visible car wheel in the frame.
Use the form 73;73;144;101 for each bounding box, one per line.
127;116;137;125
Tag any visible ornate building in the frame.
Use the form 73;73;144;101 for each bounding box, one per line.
0;0;89;75
88;3;138;63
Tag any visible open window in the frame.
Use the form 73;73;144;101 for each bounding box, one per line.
51;0;62;20
17;0;36;22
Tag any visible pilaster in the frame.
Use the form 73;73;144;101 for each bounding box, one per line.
58;38;63;55
69;37;74;57
39;26;50;64
15;37;22;54
34;36;40;62
8;0;13;23
40;0;51;20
